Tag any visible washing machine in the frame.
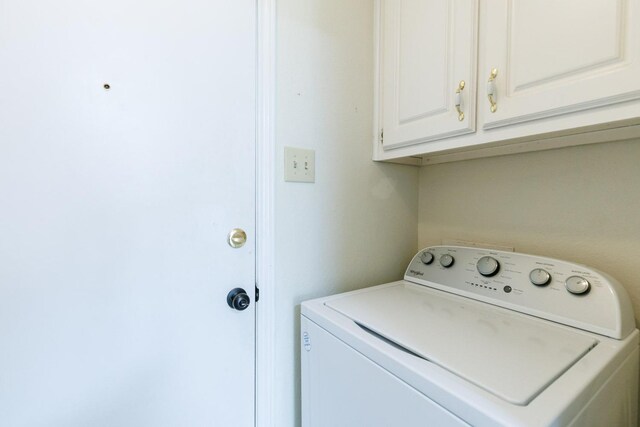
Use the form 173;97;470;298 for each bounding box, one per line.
301;246;639;426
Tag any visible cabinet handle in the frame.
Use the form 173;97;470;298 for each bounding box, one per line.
486;68;498;113
454;80;466;121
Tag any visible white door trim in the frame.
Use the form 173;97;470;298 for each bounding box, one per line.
255;0;277;425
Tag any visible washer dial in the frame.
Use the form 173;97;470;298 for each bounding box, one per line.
477;256;500;277
439;254;455;268
565;276;590;295
529;268;551;286
420;251;434;265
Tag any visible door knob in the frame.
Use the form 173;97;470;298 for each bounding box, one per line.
227;288;250;311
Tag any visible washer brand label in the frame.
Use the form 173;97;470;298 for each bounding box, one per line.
303;332;311;351
409;269;424;276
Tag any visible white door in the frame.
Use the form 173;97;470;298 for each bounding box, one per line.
380;0;478;150
0;1;256;426
480;0;640;130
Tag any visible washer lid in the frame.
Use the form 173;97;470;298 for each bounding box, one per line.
325;283;598;405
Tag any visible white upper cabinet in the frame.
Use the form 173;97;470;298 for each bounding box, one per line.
380;0;478;149
481;0;640;130
375;0;640;164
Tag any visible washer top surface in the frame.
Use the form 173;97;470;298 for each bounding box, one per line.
325;282;598;405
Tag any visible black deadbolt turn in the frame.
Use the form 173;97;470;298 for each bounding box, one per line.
227;288;250;311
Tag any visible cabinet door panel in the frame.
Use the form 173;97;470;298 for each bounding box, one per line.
482;0;640;129
381;0;478;150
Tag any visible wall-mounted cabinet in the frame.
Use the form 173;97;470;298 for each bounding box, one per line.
380;0;477;149
374;0;640;165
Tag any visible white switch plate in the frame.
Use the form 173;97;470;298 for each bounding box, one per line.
284;147;315;183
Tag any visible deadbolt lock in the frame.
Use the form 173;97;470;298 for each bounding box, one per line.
228;228;247;248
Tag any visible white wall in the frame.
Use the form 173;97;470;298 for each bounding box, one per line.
418;140;640;322
276;4;640;427
275;0;419;425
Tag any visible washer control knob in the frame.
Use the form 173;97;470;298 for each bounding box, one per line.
565;276;590;295
529;268;551;286
439;254;455;268
420;251;435;265
477;256;500;277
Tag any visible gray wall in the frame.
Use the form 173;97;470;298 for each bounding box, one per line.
275;1;419;425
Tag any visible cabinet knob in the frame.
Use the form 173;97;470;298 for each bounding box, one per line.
487;68;498;113
454;80;466;121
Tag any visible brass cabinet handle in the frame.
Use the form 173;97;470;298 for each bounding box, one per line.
486;68;498;113
454;80;466;121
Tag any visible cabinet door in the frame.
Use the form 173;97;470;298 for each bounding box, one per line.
481;0;640;130
380;0;478;150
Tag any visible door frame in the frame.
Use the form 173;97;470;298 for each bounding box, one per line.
256;0;277;425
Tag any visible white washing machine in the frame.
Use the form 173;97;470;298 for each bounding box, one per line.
301;246;639;427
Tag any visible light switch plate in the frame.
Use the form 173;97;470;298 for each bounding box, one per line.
284;147;315;183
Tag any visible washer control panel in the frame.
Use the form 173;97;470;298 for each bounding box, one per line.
405;246;635;339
